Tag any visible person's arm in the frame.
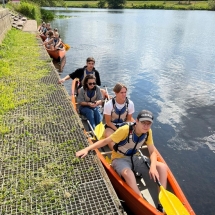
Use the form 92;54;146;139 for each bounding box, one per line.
126;114;132;122
58;75;71;84
55;38;62;48
76;136;112;158
43;38;49;45
69;68;83;80
77;88;95;107
47;38;54;45
105;114;118;131
94;87;103;106
104;100;118;131
126;100;135;122
77;88;86;105
146;130;159;182
147;144;159;181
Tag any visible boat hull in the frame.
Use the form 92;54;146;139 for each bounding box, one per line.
40;34;46;42
71;79;195;215
46;48;66;62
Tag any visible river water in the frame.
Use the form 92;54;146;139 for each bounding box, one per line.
48;8;215;215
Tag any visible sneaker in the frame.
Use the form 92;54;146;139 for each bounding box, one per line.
157;204;164;213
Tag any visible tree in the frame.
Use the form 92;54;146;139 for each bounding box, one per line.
106;0;126;9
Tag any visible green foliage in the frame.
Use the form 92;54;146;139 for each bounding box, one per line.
106;0;126;8
82;3;90;7
0;29;54;134
8;1;41;23
24;0;66;7
41;8;55;21
132;3;164;8
98;0;106;8
64;1;209;10
208;0;215;10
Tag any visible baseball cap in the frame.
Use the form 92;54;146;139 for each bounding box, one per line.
137;110;153;123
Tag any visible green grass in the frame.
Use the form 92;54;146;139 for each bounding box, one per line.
65;0;99;7
0;29;54;135
64;1;209;10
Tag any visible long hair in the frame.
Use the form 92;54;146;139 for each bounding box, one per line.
82;74;96;90
113;83;127;93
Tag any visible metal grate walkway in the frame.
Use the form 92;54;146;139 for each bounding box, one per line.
0;39;124;215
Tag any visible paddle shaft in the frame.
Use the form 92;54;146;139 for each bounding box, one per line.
103;85;110;100
87;120;98;141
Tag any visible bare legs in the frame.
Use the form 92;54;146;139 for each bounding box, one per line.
121;161;167;199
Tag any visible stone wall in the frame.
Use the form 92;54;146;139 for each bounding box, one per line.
0;8;11;44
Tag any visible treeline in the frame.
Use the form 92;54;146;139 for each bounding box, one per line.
65;0;208;1
6;0;65;23
6;0;215;19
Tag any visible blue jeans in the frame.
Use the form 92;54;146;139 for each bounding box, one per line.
79;106;102;129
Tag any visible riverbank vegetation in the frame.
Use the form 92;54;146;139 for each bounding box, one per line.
0;29;53;135
0;29;91;214
65;0;214;10
5;0;215;22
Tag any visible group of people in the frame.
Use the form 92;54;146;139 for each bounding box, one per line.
38;22;63;50
58;57;167;213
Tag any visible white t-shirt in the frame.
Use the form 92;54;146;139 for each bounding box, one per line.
103;98;135;116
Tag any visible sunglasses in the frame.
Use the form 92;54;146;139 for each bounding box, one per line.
88;82;96;86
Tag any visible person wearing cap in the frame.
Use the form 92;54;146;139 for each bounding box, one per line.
76;109;167;213
58;57;107;98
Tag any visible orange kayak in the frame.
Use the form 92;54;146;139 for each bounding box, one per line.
71;78;195;215
46;47;66;62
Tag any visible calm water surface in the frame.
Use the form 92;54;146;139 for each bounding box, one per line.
48;8;215;215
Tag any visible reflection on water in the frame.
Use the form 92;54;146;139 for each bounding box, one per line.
52;56;66;73
49;8;215;215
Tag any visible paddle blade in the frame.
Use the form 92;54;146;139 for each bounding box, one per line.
94;122;105;140
105;156;111;164
159;186;190;215
63;43;70;51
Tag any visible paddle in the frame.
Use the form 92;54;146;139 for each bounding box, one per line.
86;120;104;141
63;43;70;51
103;85;110;100
94;121;105;140
138;149;190;215
87;120;98;140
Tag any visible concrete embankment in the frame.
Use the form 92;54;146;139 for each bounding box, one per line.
0;15;124;214
0;8;11;43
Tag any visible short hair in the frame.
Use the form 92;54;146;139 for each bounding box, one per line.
113;83;127;93
83;74;96;90
86;57;95;63
54;32;59;37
